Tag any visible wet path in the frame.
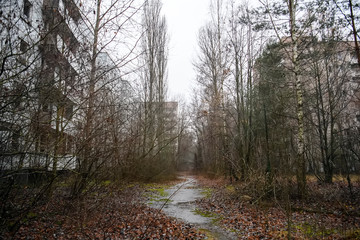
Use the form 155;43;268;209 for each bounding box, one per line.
148;176;237;239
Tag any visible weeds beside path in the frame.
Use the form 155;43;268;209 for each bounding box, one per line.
195;175;360;239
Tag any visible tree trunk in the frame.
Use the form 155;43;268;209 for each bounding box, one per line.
289;0;306;198
349;0;360;67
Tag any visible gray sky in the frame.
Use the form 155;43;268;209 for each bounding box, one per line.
162;0;211;101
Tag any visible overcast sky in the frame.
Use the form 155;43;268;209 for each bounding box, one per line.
162;0;211;102
161;0;262;103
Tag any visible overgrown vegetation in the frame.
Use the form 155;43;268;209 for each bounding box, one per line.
195;175;360;239
192;0;360;199
1;0;360;238
2;180;206;239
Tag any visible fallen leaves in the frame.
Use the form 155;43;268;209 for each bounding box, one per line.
195;176;360;239
3;175;359;239
4;184;206;239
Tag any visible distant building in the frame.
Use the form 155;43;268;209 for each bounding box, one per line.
162;101;178;136
254;37;360;173
90;51;133;169
158;101;179;161
137;101;178;160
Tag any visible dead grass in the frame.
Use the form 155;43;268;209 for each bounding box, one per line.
307;174;360;184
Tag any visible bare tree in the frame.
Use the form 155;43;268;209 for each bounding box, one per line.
331;0;360;66
226;1;264;180
132;0;177;180
71;0;141;196
193;0;230;176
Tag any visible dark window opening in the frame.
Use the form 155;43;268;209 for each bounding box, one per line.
65;104;73;120
24;0;32;18
0;130;12;152
42;104;50;112
66;136;73;154
11;129;20;151
20;39;29;53
351;63;359;69
0;128;20;153
12;82;25;109
40;133;48;152
353;76;360;82
18;39;29;65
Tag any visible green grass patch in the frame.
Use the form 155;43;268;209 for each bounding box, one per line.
148;187;168;197
225;185;236;194
295;223;338;238
144;183;172;189
192;208;222;224
144;185;170;204
201;188;213;199
126;183;137;188
343;228;360;239
192;208;216;218
101;180;112;186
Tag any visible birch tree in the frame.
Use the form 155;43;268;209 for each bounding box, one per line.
259;0;308;197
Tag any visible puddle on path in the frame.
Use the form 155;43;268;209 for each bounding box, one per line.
147;176;237;239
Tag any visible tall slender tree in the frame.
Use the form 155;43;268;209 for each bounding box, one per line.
138;0;171;179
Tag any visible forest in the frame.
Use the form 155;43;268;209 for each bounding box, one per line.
1;0;359;239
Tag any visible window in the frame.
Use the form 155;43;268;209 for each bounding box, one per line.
42;103;50;112
65;104;73;120
12;82;25;109
0;128;20;153
0;130;12;152
18;39;29;65
20;39;29;52
66;135;74;154
23;0;32;19
351;63;359;69
40;133;48;152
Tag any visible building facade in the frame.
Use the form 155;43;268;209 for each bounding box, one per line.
0;0;93;171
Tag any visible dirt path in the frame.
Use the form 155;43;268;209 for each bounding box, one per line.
148;175;238;239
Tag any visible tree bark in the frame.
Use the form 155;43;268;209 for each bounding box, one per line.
289;0;306;198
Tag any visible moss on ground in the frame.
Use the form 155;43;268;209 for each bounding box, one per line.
201;188;213;199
